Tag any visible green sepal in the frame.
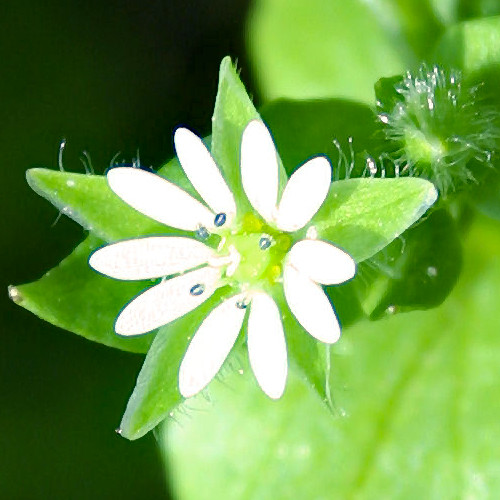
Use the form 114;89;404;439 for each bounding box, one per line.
11;236;154;354
211;57;288;216
118;287;235;440
301;177;438;263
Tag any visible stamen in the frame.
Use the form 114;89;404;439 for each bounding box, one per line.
189;284;205;296
214;213;227;227
236;298;249;309
259;235;272;250
195;225;210;240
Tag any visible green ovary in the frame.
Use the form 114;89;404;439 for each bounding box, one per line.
219;214;292;289
405;129;446;165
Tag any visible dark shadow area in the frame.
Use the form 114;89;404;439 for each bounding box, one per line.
0;0;251;498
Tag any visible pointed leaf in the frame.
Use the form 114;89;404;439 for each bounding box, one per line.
11;236;154;353
119;287;235;440
25;166;192;243
304;177;438;262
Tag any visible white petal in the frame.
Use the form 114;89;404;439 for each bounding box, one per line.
114;266;221;336
283;264;341;343
179;293;246;398
240;120;279;223
275;156;331;232
287;240;356;285
247;292;287;399
107;167;214;231
89;236;216;280
174;128;237;223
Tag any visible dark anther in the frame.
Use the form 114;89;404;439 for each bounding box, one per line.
190;284;205;296
259;236;272;250
196;226;210;240
214;213;227;227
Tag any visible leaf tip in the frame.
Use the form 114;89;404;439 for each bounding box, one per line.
8;285;23;304
425;183;439;208
25;167;46;190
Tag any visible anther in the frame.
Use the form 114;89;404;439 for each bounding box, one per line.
214;212;227;227
190;284;205;296
236;298;249;309
195;225;210;240
259;235;272;250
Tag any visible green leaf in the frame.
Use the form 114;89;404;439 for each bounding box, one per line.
458;0;500;19
163;215;500;499
118;287;235;440
261;98;381;178
470;171;500;220
247;0;443;104
430;0;460;26
302;177;438;263
433;15;500;77
25;158;198;243
361;208;463;318
11;236;154;353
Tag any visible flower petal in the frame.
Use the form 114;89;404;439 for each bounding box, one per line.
287;239;356;285
283;264;341;343
114;266;221;336
240;120;279;223
89;236;216;280
174;128;237;224
247;292;287;399
107;167;214;231
179;293;246;398
275;156;331;232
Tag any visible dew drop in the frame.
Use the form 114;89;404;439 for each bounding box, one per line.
66;179;75;187
8;285;22;304
306;226;318;239
379;113;389;124
427;266;438;277
366;157;377;175
190;284;205;296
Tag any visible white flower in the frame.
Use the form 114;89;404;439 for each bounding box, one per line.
89;120;356;400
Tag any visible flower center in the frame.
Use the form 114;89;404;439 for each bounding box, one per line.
216;213;292;289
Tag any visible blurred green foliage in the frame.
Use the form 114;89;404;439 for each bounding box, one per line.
166;214;500;499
